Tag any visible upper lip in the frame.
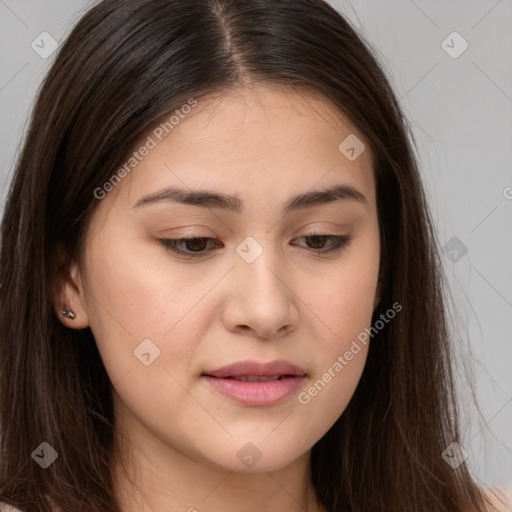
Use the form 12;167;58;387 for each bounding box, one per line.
203;359;306;378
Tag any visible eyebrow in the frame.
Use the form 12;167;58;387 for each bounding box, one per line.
133;183;367;215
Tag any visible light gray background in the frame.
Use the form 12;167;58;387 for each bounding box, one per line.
0;0;511;490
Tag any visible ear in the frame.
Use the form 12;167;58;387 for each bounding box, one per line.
51;244;90;329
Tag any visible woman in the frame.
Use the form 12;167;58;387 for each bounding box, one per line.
0;0;509;511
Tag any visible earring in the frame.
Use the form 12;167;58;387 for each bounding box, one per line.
61;308;76;320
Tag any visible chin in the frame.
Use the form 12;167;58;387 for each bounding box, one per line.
195;440;306;474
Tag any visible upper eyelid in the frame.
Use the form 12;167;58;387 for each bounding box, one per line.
157;222;352;237
162;231;349;242
159;233;352;257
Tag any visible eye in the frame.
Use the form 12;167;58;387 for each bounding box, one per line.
158;237;222;258
158;234;352;259
291;234;352;254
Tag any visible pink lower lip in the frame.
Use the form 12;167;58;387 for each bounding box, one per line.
201;375;305;406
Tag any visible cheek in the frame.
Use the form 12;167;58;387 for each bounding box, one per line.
82;244;204;438
295;271;375;434
293;243;378;426
305;246;379;344
295;343;368;444
81;229;214;395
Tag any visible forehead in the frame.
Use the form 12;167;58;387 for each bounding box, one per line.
99;83;376;214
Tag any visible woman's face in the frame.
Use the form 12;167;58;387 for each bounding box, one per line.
60;84;380;473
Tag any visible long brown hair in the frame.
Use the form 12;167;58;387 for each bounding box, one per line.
0;0;500;510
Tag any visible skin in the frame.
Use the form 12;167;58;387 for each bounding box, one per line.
54;83;382;512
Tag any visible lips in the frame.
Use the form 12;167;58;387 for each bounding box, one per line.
201;359;306;406
203;359;306;379
229;375;283;382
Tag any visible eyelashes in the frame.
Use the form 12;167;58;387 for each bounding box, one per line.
158;234;352;259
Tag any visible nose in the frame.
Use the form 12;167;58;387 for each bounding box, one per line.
221;240;299;340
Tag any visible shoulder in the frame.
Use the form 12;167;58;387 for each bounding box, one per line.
485;486;512;512
463;487;512;512
0;502;23;512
